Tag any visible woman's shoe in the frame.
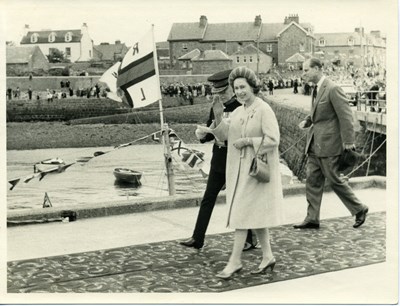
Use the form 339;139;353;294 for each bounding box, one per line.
250;257;276;275
216;264;243;280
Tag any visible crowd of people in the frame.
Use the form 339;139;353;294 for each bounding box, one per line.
179;61;369;279
160;82;213;105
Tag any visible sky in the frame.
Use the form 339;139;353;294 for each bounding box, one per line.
1;0;396;46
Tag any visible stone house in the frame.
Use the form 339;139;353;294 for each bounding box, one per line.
191;50;232;74
167;14;314;69
230;44;273;73
314;28;386;68
93;40;129;63
6;46;49;75
19;23;94;62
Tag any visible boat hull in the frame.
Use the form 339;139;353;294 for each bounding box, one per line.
113;168;142;185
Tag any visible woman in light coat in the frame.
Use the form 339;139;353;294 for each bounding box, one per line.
211;66;283;279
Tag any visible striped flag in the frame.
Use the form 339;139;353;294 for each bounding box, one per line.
117;28;161;108
99;61;123;102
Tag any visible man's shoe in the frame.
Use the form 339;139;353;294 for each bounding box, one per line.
353;207;369;228
293;221;320;229
179;237;204;249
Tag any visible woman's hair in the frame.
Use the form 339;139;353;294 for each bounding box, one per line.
229;66;261;94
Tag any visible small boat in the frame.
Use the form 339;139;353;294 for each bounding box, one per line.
34;157;65;173
113;168;142;185
76;156;93;163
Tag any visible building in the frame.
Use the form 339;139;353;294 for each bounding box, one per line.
20;23;94;62
156;41;171;69
6;46;49;75
230;44;273;73
93;40;129;62
191;50;232;74
314;28;386;68
167;14;314;69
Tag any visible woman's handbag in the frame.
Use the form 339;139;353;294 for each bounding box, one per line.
249;136;270;183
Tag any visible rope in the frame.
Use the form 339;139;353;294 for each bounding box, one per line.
280;134;307;156
346;138;386;178
366;118;378;176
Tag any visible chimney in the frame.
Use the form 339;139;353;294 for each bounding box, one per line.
285;14;299;24
199;15;208;27
115;40;121;44
254;15;262;26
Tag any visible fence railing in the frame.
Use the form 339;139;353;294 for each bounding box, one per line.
356;90;386;113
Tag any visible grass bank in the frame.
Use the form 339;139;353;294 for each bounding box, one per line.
7;122;201;150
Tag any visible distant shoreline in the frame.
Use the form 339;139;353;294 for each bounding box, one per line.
7;122;199;150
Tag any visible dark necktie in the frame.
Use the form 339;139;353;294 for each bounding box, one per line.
312;85;318;104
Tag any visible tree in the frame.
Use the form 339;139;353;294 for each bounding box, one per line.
47;48;69;63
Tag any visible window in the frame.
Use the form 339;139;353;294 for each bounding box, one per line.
249;56;253;62
266;44;272;52
319;39;325;47
236;56;240;63
31;33;39;43
48;32;56;43
211;43;216;50
347;37;354;46
243;56;247;63
65;47;71;57
299;43;305;52
182;43;188;50
65;32;72;42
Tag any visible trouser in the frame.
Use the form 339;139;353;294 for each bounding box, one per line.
305;153;366;224
192;169;255;244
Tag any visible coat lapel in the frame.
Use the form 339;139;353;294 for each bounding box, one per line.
311;79;328;119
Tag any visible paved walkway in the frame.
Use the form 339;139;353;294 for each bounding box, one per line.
6;185;397;304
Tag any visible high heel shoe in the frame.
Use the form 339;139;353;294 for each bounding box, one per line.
250;258;276;275
216;264;243;280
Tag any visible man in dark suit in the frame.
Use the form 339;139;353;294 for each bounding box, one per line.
179;69;257;250
294;58;369;229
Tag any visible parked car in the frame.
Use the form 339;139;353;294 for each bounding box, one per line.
340;84;358;106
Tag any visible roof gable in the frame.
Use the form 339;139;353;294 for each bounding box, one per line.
93;43;128;61
276;21;310;38
232;44;265;55
192;50;231;61
21;29;82;44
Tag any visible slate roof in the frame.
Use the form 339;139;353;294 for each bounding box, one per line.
168;20;312;43
6;46;42;64
202;23;260;42
93;43;128;61
167;23;207;41
178;49;200;60
156;41;169;49
232;44;266;56
285;52;305;63
191;50;231;61
21;29;82;44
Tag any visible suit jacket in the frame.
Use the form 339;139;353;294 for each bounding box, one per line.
200;96;241;173
304;78;355;157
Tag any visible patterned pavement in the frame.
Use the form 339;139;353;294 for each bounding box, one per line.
8;212;386;293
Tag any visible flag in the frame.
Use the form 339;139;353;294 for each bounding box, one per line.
117;28;162;108
99;61;123;102
43;192;53;208
8;178;20;190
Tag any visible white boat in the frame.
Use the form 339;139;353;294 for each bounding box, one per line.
34;157;66;173
113;168;142;185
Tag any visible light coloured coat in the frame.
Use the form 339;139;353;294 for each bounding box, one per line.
213;97;283;229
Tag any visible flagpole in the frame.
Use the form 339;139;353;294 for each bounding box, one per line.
152;24;175;195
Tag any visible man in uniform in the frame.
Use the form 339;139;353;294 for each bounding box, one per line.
179;69;257;250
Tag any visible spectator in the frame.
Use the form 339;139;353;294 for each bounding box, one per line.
28;87;33;100
7;88;12;100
